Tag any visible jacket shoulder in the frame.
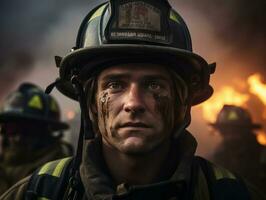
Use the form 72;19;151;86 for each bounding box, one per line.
0;157;73;200
26;157;73;199
194;156;254;200
0;176;30;200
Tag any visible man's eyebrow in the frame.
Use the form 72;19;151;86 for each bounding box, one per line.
101;74;131;82
100;74;169;82
141;75;169;82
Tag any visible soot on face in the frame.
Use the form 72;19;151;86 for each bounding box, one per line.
98;91;111;134
153;92;175;133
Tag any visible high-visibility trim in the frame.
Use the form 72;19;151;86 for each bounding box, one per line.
52;157;72;177
28;95;43;110
26;157;74;200
38;160;60;175
170;10;180;23
38;157;72;177
212;165;236;180
37;197;50;200
227;111;238;121
89;4;107;22
38;161;54;175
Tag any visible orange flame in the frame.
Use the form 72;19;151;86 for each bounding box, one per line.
248;74;266;104
200;72;266;146
201;86;249;123
248;74;266;119
256;131;266;146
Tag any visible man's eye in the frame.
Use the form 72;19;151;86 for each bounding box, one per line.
148;82;161;91
108;82;123;90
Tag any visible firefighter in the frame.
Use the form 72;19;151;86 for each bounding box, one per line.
0;83;72;195
1;0;265;199
210;104;266;195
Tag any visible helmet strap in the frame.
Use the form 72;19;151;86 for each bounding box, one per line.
62;75;96;199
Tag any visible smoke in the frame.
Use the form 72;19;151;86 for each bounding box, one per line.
171;0;266;74
0;53;34;100
0;0;101;100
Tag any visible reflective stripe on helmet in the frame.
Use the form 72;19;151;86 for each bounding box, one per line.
28;95;43;110
169;10;180;23
88;4;107;22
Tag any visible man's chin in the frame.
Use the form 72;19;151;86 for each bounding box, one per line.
119;137;152;154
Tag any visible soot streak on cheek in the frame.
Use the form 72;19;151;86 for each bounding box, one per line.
99;92;108;131
99;92;110;134
153;93;174;131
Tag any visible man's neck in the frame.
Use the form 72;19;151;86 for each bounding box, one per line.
102;141;171;186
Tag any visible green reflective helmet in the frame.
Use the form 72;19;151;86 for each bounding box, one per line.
56;0;215;105
210;105;261;130
0;83;69;131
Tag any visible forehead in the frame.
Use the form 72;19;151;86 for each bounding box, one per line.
98;63;172;81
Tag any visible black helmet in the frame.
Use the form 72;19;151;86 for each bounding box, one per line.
56;0;215;106
210;105;262;130
0;83;68;131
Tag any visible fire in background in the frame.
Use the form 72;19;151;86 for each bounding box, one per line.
201;73;266;146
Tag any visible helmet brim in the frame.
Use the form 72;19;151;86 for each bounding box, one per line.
58;44;213;105
0;112;69;131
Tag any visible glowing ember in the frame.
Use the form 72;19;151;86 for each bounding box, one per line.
66;110;76;120
201;87;249;123
256;131;266;146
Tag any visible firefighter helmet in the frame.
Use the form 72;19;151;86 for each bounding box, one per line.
55;0;215;106
210;105;261;130
0;83;68;131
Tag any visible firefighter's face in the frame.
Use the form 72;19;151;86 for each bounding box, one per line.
94;63;177;154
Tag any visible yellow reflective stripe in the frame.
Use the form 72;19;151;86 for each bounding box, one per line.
38;161;54;175
213;165;236;180
89;4;107;22
38;157;72;177
227;111;238;121
28;95;43;110
38;197;50;200
170;10;180;23
52;157;71;177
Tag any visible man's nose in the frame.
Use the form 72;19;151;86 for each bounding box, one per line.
124;84;145;114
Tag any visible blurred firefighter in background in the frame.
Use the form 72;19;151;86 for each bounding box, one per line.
0;83;73;194
210;104;266;194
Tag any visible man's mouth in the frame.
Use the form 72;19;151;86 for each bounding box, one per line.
119;122;150;128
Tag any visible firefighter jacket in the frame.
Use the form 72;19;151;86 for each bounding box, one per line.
0;131;265;200
0;141;72;195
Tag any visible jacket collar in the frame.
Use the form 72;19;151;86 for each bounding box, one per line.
80;130;197;199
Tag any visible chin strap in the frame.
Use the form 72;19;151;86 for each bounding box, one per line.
45;75;95;199
63;75;96;199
